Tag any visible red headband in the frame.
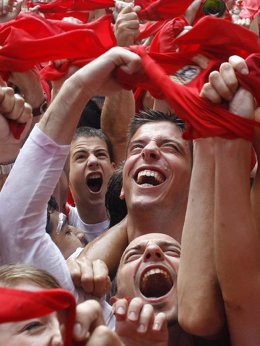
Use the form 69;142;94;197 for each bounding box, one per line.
0;287;76;346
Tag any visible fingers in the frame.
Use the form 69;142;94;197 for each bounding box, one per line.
200;56;248;104
114;297;166;333
86;325;123;346
73;299;105;342
0;86;32;123
228;55;249;75
67;257;112;298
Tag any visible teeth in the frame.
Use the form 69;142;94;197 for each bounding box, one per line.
137;170;164;185
143;268;169;280
88;173;102;180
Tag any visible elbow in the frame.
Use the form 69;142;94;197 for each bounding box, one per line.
178;304;225;338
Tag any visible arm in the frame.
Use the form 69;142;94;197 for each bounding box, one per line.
101;90;135;166
178;137;225;338
101;5;139;166
0;48;142;289
78;217;128;280
202;56;260;345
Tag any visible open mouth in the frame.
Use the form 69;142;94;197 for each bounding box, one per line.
86;173;103;193
139;268;173;298
135;169;166;187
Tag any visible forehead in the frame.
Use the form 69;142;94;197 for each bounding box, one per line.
71;136;108;152
130;121;184;143
125;233;180;251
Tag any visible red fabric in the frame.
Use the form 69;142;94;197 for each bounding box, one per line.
0;13;116;74
149;16;189;53
28;0;193;21
116;17;260;140
136;0;193;21
137;20;168;42
0;287;76;346
27;0;114;12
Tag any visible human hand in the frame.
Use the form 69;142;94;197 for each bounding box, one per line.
114;4;141;47
200;55;256;119
78;47;143;98
67;256;112;298
8;67;46;109
112;297;168;346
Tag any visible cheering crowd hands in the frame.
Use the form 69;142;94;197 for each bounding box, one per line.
67;257;112;299
200;55;257;120
0;82;32;148
112;297;168;346
73;299;123;345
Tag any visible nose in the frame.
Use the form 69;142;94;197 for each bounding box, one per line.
76;229;86;243
50;323;64;346
143;244;165;262
87;153;99;168
141;142;160;162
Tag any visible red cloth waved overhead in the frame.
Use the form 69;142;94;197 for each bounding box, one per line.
0;13;116;74
27;0;193;21
0;287;76;346
116;17;260;140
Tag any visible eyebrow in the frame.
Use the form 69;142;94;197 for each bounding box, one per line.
124;240;181;256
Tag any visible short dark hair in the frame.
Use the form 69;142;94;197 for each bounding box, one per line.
46;195;59;235
105;166;127;227
128;109;186;143
72;126;114;162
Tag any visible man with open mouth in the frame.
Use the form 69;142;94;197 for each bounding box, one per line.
68;126;116;243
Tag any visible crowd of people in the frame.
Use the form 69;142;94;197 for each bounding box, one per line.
0;0;259;344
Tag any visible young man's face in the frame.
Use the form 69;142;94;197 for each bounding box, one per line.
121;121;192;213
116;233;180;324
69;136;115;209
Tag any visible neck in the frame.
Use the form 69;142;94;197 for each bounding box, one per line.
126;206;186;243
76;201;108;224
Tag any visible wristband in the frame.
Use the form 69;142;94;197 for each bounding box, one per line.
32;98;48;117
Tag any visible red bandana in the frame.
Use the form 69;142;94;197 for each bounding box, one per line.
0;287;76;346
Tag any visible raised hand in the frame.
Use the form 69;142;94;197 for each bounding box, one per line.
112;297;168;346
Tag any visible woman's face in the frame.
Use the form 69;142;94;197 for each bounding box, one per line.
0;282;65;346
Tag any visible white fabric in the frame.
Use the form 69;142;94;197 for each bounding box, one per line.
68;205;110;242
0;125;115;329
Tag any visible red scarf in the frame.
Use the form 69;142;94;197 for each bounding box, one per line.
0;13;116;75
116;17;260;140
0;287;76;346
27;0;193;21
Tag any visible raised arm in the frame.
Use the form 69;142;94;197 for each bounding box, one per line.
202;56;260;345
177;135;225;338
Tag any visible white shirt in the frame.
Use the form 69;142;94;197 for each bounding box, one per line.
68;205;110;243
0;125;115;329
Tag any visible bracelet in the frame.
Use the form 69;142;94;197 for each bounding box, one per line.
32;98;48;117
0;162;15;175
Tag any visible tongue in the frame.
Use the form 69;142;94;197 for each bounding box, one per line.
140;273;172;298
87;178;102;192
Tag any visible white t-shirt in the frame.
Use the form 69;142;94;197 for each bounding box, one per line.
68;205;110;243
